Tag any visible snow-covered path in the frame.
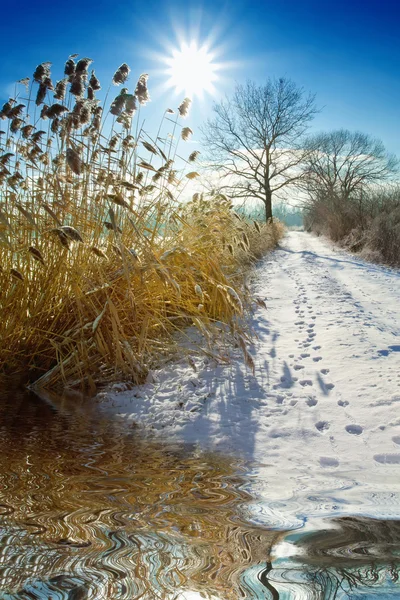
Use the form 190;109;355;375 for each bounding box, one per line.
100;231;400;523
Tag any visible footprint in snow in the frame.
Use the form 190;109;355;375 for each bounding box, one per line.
392;436;400;445
320;457;339;468
338;400;349;407
306;397;318;407
345;424;363;435
300;379;313;387
320;368;330;375
316;421;330;433
313;356;322;362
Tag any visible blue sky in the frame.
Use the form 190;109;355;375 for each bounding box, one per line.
1;0;399;154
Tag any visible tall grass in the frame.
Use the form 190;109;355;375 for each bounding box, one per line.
0;56;283;391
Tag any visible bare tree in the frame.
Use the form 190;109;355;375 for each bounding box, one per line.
303;129;399;200
201;78;318;221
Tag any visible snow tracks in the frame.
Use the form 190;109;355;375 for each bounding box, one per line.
102;231;400;519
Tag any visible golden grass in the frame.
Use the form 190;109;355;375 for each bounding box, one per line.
0;56;284;391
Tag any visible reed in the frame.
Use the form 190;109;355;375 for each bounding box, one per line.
0;56;283;391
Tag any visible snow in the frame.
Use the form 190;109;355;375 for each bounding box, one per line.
97;231;400;526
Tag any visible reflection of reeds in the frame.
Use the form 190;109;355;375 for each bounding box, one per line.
0;56;284;391
0;400;276;599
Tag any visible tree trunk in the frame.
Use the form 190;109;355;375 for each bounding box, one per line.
264;190;272;222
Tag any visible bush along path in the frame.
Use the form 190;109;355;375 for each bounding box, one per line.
100;230;400;524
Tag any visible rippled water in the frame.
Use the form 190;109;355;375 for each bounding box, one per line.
0;390;399;599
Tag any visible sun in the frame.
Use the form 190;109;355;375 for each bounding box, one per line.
165;41;219;99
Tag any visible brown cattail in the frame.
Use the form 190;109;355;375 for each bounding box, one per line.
75;58;92;76
122;134;134;150
142;140;158;155
33;62;51;83
46;104;68;119
51;228;70;249
110;91;127;116
168;170;177;184
135;74;150;105
59;225;83;242
64;58;75;78
188;150;200;162
10;118;23;133
0;152;13;165
70;75;84;97
103;221;122;233
54;79;68;100
42;76;53;90
10;268;24;282
17;77;30;89
66;148;83;175
73;99;90;125
91;106;102;130
109;135;119;150
9;104;25;118
138;161;157;172
28;246;45;264
0;99;15;118
51;118;60;134
125;94;137;116
91;246;108;258
178;97;191;118
113;63;130;85
40;105;49;119
89;70;101;90
31;130;46;143
35;83;47;106
181;127;193;141
158;159;173;173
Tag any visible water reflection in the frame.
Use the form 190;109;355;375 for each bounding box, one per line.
0;390;276;599
0;390;400;599
270;516;400;598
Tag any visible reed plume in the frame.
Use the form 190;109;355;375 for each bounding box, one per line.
113;63;130;85
135;74;150;105
178;97;191;118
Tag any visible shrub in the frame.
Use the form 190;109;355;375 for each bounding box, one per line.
304;185;400;265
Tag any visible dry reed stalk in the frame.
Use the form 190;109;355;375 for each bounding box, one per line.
0;54;283;392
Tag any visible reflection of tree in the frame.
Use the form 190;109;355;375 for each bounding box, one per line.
263;517;400;599
304;561;400;599
0;394;277;599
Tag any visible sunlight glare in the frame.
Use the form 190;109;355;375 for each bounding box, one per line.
165;41;218;99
